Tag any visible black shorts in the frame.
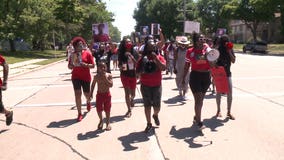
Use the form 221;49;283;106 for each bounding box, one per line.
72;79;90;93
189;71;211;93
140;84;162;108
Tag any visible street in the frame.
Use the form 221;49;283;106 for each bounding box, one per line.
1;53;284;160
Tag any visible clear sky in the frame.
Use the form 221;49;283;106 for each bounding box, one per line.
102;0;140;38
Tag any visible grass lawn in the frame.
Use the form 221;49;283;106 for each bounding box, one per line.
0;50;66;64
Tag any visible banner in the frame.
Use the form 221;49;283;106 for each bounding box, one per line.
210;66;229;94
92;23;110;43
151;23;160;35
184;21;200;34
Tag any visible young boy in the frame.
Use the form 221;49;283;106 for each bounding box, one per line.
90;62;113;130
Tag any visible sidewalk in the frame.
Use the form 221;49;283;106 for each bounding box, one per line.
0;59;47;75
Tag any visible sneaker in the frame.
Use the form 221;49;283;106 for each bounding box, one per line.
5;111;13;126
152;114;160;126
144;123;152;133
87;102;91;112
77;114;83;122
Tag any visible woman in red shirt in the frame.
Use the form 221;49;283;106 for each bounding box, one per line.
136;34;166;133
182;32;211;130
68;37;95;122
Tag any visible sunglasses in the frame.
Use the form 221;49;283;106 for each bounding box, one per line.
199;38;206;41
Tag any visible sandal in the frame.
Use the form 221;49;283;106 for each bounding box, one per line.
97;121;103;130
5;111;13;126
125;110;132;118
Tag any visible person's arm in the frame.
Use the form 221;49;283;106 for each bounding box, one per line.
173;48;178;73
153;53;166;71
1;61;9;90
229;49;236;63
89;76;97;101
156;29;165;49
105;73;113;87
182;62;190;84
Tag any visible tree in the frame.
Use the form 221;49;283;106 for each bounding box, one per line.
196;0;231;36
133;0;190;40
0;0;31;51
223;0;277;42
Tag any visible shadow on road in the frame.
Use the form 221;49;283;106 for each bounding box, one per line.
170;125;210;148
47;119;77;128
47;112;88;128
0;129;9;134
163;95;186;107
118;130;155;151
203;116;229;132
77;130;105;140
110;115;126;123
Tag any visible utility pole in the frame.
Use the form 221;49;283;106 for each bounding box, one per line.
183;0;186;35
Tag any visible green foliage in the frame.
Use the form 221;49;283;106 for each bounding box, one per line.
223;0;281;41
0;0;119;51
134;0;188;39
196;0;231;36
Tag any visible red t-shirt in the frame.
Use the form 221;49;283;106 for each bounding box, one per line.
70;50;94;82
185;45;210;71
0;55;5;86
139;54;166;87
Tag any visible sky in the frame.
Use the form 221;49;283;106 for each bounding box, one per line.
102;0;140;38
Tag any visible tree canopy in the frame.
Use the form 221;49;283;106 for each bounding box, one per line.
0;0;120;51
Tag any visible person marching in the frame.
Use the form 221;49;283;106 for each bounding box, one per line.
118;38;138;118
136;31;166;133
174;37;191;100
68;37;95;122
215;34;236;120
182;32;211;130
89;62;113;131
0;54;13;126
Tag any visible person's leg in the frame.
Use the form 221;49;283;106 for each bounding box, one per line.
96;93;105;129
74;90;82;115
82;81;91;111
105;111;111;130
0;90;13;126
193;92;205;123
152;86;162;126
72;80;83;118
124;88;132;117
141;85;153;132
216;93;222;117
97;111;103;129
104;92;112;130
130;88;136;107
226;77;235;119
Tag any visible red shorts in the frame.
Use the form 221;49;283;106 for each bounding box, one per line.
121;75;136;90
96;92;111;113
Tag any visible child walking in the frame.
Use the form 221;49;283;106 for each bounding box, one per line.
90;62;113;130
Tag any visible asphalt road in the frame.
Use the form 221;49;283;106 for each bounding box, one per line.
0;53;284;160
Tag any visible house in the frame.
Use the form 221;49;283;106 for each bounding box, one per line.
230;16;282;43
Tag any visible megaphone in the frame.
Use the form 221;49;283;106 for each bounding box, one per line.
206;47;220;62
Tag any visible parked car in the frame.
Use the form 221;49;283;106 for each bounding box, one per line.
243;41;268;53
